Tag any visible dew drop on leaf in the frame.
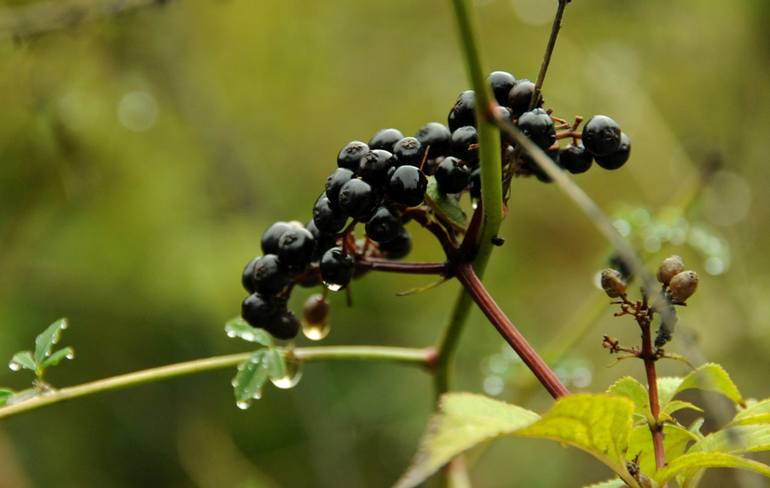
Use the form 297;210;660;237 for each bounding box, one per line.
8;361;20;372
65;351;75;360
302;320;330;341
236;400;251;410
270;355;302;390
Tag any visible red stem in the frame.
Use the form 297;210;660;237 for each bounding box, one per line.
641;318;667;473
455;263;569;399
356;259;448;275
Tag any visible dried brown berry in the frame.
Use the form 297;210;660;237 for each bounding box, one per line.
669;270;698;303
657;255;685;286
600;268;627;298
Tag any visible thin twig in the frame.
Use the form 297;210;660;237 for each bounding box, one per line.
355;258;449;276
640;316;667;476
529;0;568;110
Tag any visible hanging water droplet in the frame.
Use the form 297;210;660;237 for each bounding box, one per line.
65;351;75;360
230;378;239;387
251;390;262;400
226;329;237;338
323;282;343;292
235;400;251;410
59;321;68;330
270;355;303;390
302;294;330;341
471;200;479;210
8;361;21;372
241;331;257;342
302;320;330;341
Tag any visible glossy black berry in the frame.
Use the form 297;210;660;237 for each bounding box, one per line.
338;178;377;219
242;293;286;329
582;115;622;157
415;122;452;157
393;137;424;167
517;108;556;149
368;128;404;152
359;149;396;185
388;165;427;207
559;144;593;174
469;168;481;199
325;168;354;208
507;79;542;117
276;227;315;269
306;219;338;261
379;226;411;259
337;141;369;171
241;256;260;293
450;126;478;163
365;206;400;243
435;156;471;194
594;132;631;170
313;193;348;233
320;247;354;290
448;90;476;132
488;71;516;106
497;106;514;143
261;221;292;255
520;148;560;183
268;311;301;340
251;254;291;294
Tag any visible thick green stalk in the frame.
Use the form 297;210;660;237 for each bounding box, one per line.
0;346;432;420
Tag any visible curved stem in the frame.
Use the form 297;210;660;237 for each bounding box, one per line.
0;345;433;420
433;288;475;397
456;263;569;399
530;0;568;110
355;259;448;276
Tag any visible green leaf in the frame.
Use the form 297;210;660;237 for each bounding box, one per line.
40;347;75;369
0;389;14;407
627;423;698;475
395;393;539;488
654;451;770;485
224;317;273;346
658;363;743;407
34;318;68;365
607;376;650;420
690;425;770;455
232;350;270;406
731;398;770;426
583;479;627;488
9;351;36;372
263;348;286;381
660;400;703;420
425;177;467;229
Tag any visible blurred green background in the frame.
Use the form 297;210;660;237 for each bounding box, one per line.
1;0;769;486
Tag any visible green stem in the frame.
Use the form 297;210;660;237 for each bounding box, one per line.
0;345;433;421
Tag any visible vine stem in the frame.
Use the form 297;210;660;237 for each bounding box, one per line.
456;263;569;399
355;259;448;276
641;319;667;474
529;0;568;110
0;346;434;420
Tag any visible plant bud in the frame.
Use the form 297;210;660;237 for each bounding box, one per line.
600;268;627;298
657;255;684;286
669;270;698;303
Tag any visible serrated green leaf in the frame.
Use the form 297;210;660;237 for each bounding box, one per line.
654;451;770;485
690;425;770;455
0;389;14;407
232;351;270;404
10;351;36;372
658;363;742;407
263;348;286;380
425;177;467;229
731;398;770;426
395;393;539;488
660;400;703;420
627;423;698;475
40;347;75;369
224;317;273;346
583;479;627;488
34;318;68;365
607;376;650;421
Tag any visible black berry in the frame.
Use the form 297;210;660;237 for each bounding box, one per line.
325;168;354;208
393;137;424;167
582;115;622;156
338;178;377;219
435;156;471;194
250;254;291;294
337;141;369;171
448;90;476;132
517;108;556;149
508;79;542;117
594;132;630;170
559;144;593;174
359;149;396;185
261;221;292;255
469;168;481;199
379;226;412;259
488;71;516;106
320;247;355;290
241;256;260;293
242;293;286;329
365;206;400;243
268;311;301;340
450;126;478;163
276;227;315;269
520;148;560;183
306;219;337;261
388;165;427;207
313;193;348;233
368;128;404;152
415;122;452;157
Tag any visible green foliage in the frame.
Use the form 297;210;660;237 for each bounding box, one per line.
731;398;770;426
657;363;743;407
654;452;770;485
224;317;274;346
425;176;467;229
6;318;74;382
0;389;14;407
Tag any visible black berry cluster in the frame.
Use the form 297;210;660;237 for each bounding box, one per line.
239;69;633;340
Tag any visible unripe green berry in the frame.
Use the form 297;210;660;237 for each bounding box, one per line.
600;268;627;298
657;255;685;286
669;270;698;303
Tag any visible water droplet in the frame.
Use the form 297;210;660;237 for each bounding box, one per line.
59;321;68;330
471;200;479;210
65;351;75;360
251;390;262;400
270;356;303;390
302;320;330;341
226;329;237;338
323;282;343;292
230;378;239;387
483;375;505;396
236;400;251;410
8;361;20;371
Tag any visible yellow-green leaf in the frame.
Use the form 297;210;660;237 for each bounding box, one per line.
658;363;742;407
583;479;627;488
660;400;703;420
394;393;539;488
626;423;698;475
654;451;770;485
690;425;770;454
607;376;650;421
731;398;770;426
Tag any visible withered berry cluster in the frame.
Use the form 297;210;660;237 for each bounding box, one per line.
240;70;632;340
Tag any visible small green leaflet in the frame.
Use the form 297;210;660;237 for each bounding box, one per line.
8;318;74;379
425;177;467;229
9;352;36;372
34;318;68;365
41;347;75;369
0;389;14;407
232;350;271;407
224;317;273;346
